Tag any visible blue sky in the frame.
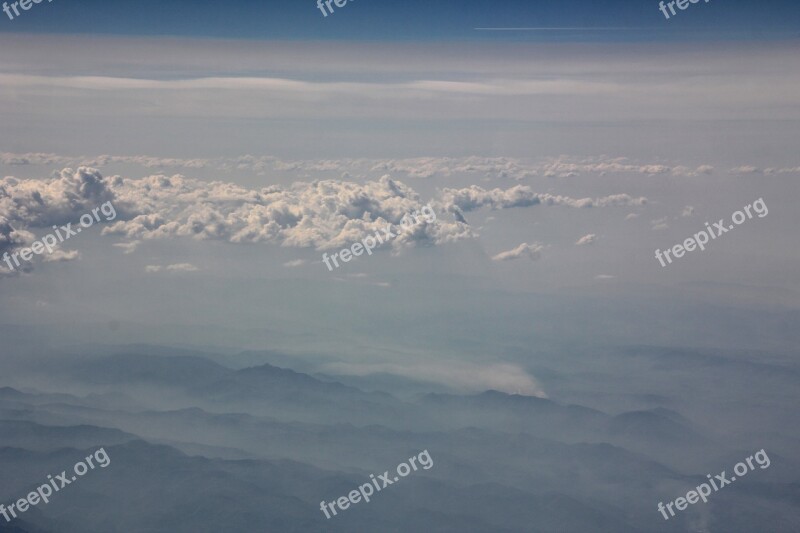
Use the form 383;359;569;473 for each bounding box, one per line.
2;0;800;41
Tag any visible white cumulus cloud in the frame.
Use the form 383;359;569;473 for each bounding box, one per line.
492;242;543;262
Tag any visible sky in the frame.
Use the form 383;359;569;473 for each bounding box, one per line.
2;0;800;41
0;5;799;532
0;0;799;394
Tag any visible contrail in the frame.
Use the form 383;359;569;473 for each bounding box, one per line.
474;27;650;31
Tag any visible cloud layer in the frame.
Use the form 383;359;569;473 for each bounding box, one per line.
1;152;723;181
0;165;653;273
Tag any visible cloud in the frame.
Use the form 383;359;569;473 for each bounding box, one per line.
681;206;695;217
730;165;800;176
538;156;713;178
0;152;72;167
625;213;640;220
440;185;646;213
595;274;615;280
167;263;199;272
0;167;477;258
0;167;136;273
0;166;650;274
575;234;597;246
4;37;800;126
651;217;670;231
0;152;719;182
99;171;473;252
323;360;546;397
0;217;35;276
42;250;80;263
283;259;306;268
491;242;543;262
730;165;760;175
695;165;714;175
0;152;215;171
0;167;129;228
145;263;199;273
764;166;800;175
0;216;34;257
0;73;624;100
113;240;140;254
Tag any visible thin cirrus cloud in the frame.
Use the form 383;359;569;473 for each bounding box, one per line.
0;74;622;97
2;72;797;123
2;38;800;125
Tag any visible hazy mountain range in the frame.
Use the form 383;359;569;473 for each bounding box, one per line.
0;344;797;532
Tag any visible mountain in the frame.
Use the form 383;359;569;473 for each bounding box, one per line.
0;347;796;531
